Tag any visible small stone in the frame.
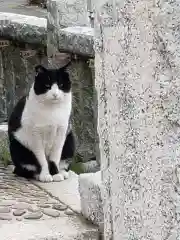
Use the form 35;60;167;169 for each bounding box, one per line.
7;165;15;171
52;204;68;211
24;212;43;220
13;209;26;216
28;205;40;212
43;209;60;218
38;204;51;208
13;202;30;210
0;200;16;206
0;213;12;220
0;207;11;213
20;189;31;194
18;199;33;204
64;209;74;215
45;199;59;204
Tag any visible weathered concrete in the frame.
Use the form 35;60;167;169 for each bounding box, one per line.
0;13;47;122
0;41;47;120
58;27;94;57
1;217;99;240
47;0;90;29
79;172;103;231
0;12;47;45
95;0;180;239
33;171;81;213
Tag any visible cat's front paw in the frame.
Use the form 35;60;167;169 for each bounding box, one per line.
53;173;64;182
38;172;53;182
52;171;69;182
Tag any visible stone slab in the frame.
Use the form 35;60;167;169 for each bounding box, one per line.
58;26;94;57
0;12;47;45
78;171;103;231
33;171;81;213
0;216;99;240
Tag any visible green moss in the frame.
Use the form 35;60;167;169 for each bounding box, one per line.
68;153;84;174
0;138;11;167
69;162;85;175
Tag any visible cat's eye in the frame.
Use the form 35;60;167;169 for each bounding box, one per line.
59;83;63;88
45;84;51;88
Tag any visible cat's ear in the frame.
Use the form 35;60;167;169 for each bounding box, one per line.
35;65;47;75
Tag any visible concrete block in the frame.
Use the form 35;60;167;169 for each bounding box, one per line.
58;26;94;57
78;171;103;232
0;12;47;45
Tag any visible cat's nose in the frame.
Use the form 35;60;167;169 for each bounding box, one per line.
52;93;58;99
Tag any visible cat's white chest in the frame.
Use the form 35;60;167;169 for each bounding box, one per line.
40;125;58;157
14;92;72;157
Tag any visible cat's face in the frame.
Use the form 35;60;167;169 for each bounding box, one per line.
33;65;71;104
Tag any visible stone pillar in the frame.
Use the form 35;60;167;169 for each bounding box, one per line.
47;0;90;64
47;0;99;165
95;0;180;239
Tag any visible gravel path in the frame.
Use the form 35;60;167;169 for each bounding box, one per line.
0;165;75;223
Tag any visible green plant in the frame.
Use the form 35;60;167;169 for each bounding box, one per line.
0;138;11;166
69;162;84;175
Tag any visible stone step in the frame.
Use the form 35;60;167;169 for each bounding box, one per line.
32;171;82;213
1;217;99;240
0;12;47;45
58;26;94;57
79;171;103;232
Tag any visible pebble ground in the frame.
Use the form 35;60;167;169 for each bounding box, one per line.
0;165;75;224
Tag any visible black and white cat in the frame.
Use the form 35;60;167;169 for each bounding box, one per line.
8;64;75;182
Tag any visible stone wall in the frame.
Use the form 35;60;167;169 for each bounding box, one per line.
95;0;180;239
0;42;47;121
0;13;47;121
0;10;98;166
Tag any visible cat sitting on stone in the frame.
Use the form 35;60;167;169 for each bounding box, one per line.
8;64;75;182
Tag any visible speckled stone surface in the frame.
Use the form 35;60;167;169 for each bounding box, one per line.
0;43;47;123
47;0;90;29
95;0;180;239
58;26;94;57
0;12;47;45
79;172;103;232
